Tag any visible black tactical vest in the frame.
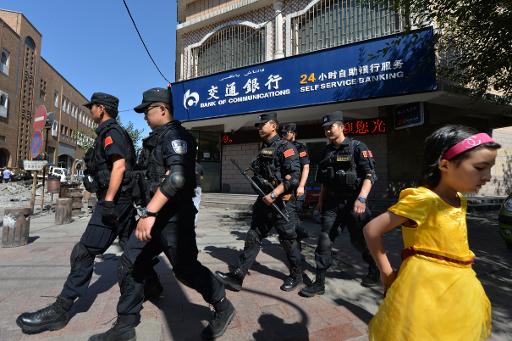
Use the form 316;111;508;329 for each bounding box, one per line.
136;121;196;201
316;138;360;193
83;120;135;193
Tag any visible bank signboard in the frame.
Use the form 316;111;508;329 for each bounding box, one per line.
172;27;436;121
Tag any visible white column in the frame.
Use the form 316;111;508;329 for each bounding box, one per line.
273;0;284;59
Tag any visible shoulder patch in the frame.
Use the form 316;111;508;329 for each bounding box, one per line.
361;150;374;158
104;136;113;148
299;151;307;158
283;148;295;158
171;139;188;154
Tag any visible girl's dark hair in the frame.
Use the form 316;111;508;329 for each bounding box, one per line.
422;125;501;188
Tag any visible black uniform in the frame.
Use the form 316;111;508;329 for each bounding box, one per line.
60;118;136;300
237;135;303;280
116;121;226;318
314;137;377;276
292;140;310;215
16;91;141;335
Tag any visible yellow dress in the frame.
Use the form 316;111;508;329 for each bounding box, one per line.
369;187;492;341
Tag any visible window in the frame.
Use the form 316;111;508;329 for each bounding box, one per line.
54;91;59;108
290;0;403;55
0;90;8;118
192;25;265;77
0;49;9;75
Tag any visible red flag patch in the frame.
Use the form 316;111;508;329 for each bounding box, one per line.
283;148;295;158
104;136;113;148
299;151;307;158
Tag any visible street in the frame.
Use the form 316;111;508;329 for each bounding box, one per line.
0;202;510;340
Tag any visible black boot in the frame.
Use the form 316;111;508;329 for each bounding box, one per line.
361;264;380;287
215;268;244;292
88;315;138;341
16;296;73;334
201;298;236;340
280;274;303;292
299;272;325;297
143;275;163;301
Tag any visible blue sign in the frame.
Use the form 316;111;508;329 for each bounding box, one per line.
31;131;43;158
172;27;437;122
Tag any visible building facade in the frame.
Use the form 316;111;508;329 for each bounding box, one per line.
175;0;512;198
0;9;95;169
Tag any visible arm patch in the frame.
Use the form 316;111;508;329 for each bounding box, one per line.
104;136;113;149
299;151;307;158
283;148;295;158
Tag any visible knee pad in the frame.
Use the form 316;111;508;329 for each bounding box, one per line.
70;243;94;271
318;232;331;253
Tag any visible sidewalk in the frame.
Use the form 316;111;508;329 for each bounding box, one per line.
0;205;510;340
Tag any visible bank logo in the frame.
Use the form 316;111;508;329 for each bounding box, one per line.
183;90;200;109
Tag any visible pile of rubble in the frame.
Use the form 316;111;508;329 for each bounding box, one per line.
0;182;55;211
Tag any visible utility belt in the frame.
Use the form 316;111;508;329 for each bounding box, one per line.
83;169;134;194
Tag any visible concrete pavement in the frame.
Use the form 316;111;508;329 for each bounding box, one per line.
0;203;510;340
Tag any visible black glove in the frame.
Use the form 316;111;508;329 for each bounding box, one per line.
101;200;118;225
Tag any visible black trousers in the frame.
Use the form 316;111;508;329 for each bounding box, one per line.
314;195;376;273
60;197;135;300
117;200;225;316
237;198;303;277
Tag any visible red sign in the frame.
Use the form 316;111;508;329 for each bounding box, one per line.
343;118;387;136
221;134;234;145
33;105;47;132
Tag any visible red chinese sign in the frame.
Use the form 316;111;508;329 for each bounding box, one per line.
221;134;234;145
343;118;387;136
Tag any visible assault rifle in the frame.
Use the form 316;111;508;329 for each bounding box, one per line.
231;159;289;222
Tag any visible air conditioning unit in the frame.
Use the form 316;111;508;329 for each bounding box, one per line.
51;120;59;137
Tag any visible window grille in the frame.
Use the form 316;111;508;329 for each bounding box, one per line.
191;25;265;77
291;0;403;55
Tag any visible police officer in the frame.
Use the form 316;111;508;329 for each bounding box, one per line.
17;92;140;334
299;111;379;298
89;88;235;341
280;123;310;243
216;113;304;292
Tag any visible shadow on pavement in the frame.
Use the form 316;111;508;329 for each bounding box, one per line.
204;245;287;282
150;257;212;341
253;313;309;341
467;212;512;336
72;253;119;317
334;297;374;324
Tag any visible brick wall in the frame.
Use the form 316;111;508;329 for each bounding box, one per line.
222;143;259;193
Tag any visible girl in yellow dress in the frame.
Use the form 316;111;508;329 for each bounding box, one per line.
363;125;501;340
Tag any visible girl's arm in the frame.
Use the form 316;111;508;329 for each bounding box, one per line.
363;211;409;290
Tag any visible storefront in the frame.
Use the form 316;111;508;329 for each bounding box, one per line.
172;27;512;197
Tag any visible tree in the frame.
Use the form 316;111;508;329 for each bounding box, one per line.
122;120;144;154
391;0;512;101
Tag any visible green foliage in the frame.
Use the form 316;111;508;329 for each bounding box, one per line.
391;0;512;100
122;121;144;154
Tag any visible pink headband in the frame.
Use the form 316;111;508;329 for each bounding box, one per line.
442;133;495;160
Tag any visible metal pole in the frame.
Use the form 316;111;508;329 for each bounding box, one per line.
30;171;37;213
40;127;50;212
